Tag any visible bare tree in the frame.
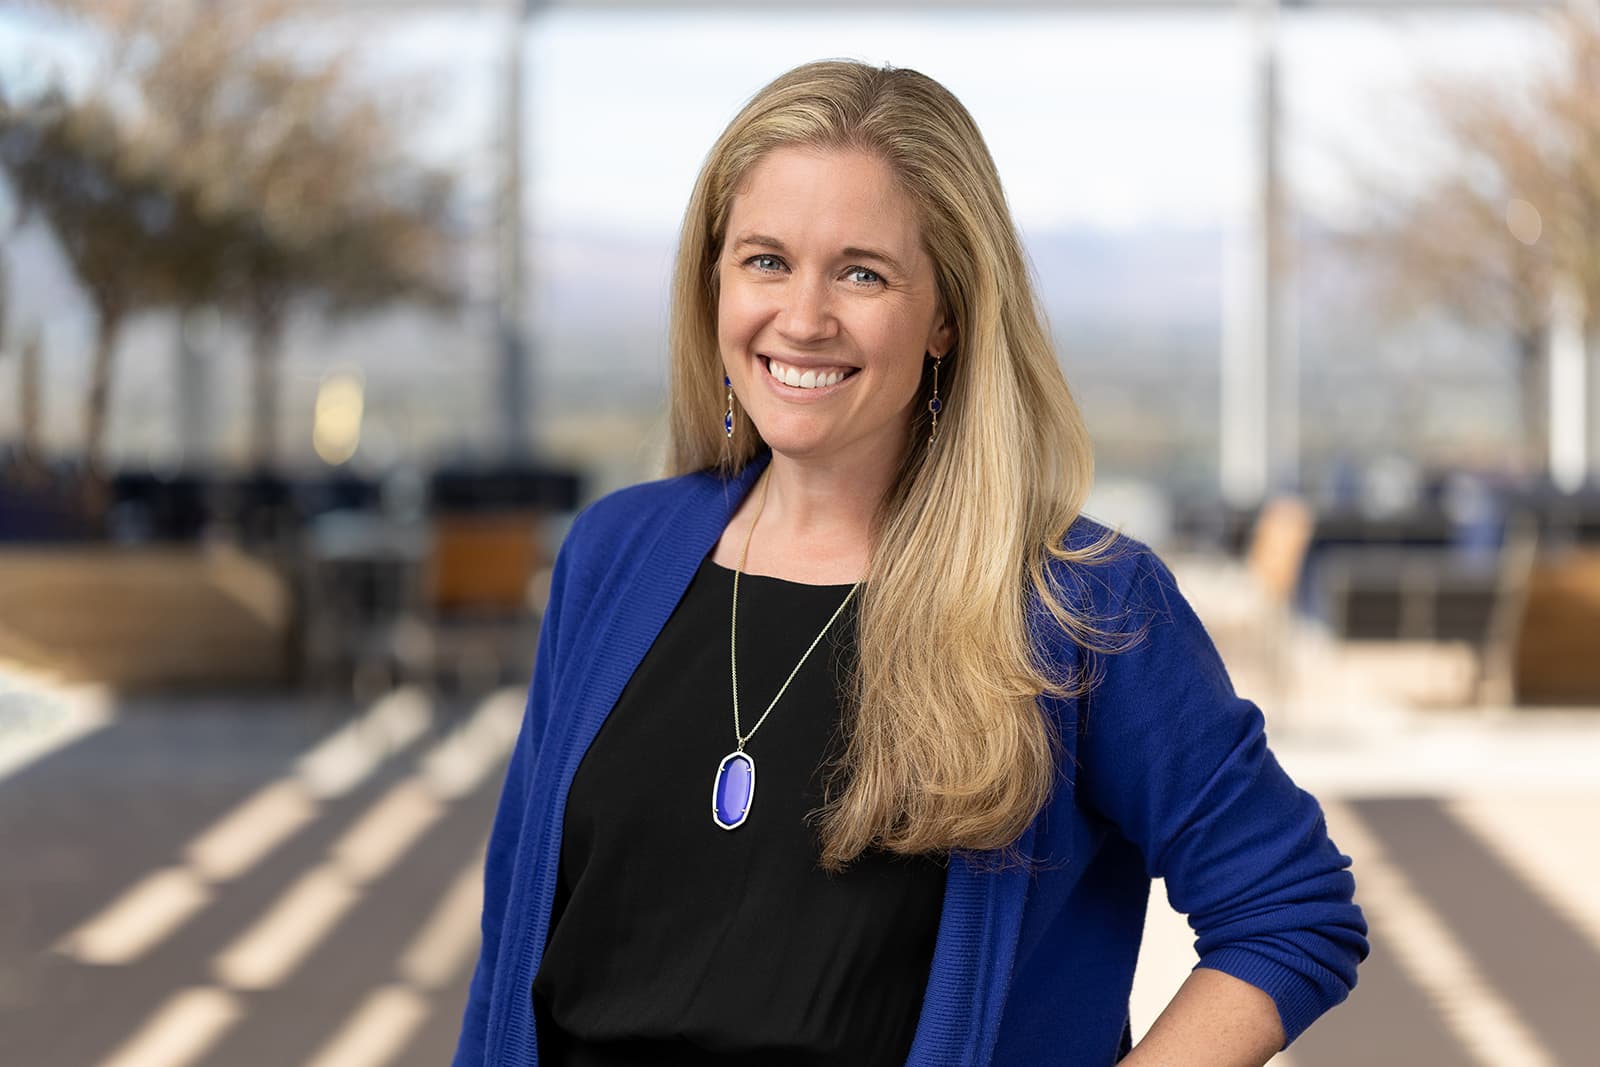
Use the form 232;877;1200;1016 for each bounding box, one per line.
0;95;202;471
3;0;458;471
1337;8;1600;478
111;0;457;467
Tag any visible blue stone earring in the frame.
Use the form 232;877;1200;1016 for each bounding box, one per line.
927;356;943;447
724;375;735;439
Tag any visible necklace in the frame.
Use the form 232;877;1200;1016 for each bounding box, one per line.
712;473;861;830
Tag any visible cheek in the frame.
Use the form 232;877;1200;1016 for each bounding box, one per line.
717;283;762;351
864;312;934;376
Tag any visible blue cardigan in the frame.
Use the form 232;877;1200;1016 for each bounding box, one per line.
453;458;1367;1066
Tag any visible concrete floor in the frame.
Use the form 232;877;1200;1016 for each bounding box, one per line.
4;654;1599;1066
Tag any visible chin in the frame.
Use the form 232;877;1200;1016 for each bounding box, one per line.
754;432;833;462
743;409;816;448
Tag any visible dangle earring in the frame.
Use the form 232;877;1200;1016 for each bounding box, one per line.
724;375;735;439
927;356;943;447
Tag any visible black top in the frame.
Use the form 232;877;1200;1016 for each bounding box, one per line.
533;558;947;1065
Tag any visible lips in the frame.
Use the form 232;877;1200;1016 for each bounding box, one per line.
762;356;859;390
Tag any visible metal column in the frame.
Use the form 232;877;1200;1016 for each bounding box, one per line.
496;0;537;461
1222;0;1293;506
1550;276;1588;491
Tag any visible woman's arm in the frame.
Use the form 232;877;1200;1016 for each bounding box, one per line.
1073;546;1368;1050
1121;967;1286;1067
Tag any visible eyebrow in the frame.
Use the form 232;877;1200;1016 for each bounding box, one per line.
731;233;908;276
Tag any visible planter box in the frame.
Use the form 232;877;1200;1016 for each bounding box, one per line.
0;544;290;690
1514;548;1600;705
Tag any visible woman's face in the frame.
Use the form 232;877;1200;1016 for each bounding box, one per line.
718;146;953;469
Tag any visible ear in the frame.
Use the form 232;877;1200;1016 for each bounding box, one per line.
927;310;955;361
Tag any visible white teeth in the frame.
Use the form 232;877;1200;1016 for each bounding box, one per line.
765;358;851;389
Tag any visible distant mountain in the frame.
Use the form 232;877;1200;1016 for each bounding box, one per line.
5;214;1522;483
1022;225;1224;325
530;222;1227;337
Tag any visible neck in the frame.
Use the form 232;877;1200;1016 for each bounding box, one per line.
721;446;904;585
763;447;897;535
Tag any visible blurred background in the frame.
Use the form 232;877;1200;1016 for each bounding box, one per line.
2;0;1598;1064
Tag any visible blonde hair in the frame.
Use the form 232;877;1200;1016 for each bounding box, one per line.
668;60;1124;870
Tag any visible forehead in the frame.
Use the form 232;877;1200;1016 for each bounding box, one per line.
726;146;925;262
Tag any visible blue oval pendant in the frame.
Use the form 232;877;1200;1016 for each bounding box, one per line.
712;751;756;829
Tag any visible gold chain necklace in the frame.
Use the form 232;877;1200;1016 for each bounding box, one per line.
712;473;861;831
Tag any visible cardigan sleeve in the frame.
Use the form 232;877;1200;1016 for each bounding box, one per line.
1075;546;1369;1046
452;527;578;1067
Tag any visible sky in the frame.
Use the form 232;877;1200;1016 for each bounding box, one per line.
0;2;1563;477
0;4;1552;235
372;5;1549;234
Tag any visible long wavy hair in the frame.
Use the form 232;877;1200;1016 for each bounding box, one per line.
667;60;1124;871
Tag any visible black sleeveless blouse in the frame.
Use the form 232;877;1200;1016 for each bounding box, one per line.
532;558;947;1065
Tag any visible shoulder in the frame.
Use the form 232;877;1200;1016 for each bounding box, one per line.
1049;516;1238;725
1052;513;1177;625
1028;514;1208;694
561;467;731;562
538;467;738;654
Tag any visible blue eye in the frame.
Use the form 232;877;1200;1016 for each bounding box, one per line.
747;254;784;272
846;266;883;286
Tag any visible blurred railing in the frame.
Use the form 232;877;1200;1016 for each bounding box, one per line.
0;461;582;696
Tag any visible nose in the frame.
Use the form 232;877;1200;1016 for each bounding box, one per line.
775;274;837;346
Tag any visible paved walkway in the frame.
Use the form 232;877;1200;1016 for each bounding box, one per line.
4;668;1599;1066
2;679;514;1067
1126;726;1600;1067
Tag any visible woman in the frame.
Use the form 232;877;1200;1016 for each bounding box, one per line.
455;60;1366;1066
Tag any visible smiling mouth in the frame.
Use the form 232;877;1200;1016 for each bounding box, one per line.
762;356;860;390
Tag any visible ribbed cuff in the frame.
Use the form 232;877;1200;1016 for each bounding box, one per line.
1195;946;1329;1047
